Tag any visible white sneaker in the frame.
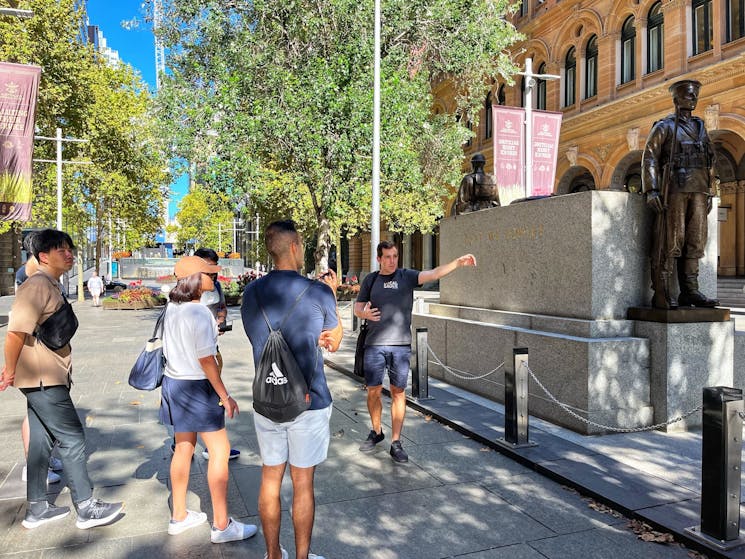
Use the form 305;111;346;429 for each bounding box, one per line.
168;510;207;535
211;517;258;543
21;466;61;484
263;546;289;559
308;554;327;559
48;456;64;471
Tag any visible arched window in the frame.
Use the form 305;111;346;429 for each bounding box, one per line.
537;62;547;110
693;0;713;54
621;16;636;84
484;92;493;139
585;35;598;99
565;47;576;107
519;0;528;17
647;2;664;73
497;84;506;105
727;0;745;41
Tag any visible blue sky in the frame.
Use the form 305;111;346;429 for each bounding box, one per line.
86;0;187;219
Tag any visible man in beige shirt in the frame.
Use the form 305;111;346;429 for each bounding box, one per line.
1;229;123;530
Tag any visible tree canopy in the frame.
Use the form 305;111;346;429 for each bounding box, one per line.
0;0;169;266
155;0;522;270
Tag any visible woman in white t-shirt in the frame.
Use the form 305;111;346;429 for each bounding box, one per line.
159;256;256;544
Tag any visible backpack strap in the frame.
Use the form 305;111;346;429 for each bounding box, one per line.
257;282;313;333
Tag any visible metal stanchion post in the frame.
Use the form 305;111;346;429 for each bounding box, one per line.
412;328;431;400
685;386;745;550
498;348;536;449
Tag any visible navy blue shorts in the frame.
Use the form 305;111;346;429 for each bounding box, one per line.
159;376;225;433
363;345;411;389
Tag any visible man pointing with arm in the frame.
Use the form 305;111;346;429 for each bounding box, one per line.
354;240;476;463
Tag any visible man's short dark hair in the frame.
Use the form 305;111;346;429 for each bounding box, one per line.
194;247;219;264
33;229;75;260
377;240;397;257
265;220;299;260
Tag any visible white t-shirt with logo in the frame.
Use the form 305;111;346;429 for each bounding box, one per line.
162;302;218;380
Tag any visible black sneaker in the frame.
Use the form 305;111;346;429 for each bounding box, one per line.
75;498;124;529
359;430;384;453
22;501;70;529
390;440;408;463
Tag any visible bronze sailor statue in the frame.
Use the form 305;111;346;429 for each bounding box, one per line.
641;79;719;310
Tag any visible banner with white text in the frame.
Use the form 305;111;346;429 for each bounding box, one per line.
0;62;41;222
531;111;563;197
492;106;525;206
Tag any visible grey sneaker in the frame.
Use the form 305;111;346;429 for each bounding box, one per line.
22;501;70;529
359;430;384;453
210;517;257;543
390;440;408;463
75;498;124;529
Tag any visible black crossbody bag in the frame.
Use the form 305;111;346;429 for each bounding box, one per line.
353;272;379;378
34;279;79;350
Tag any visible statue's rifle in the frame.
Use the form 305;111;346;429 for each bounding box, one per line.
654;112;680;283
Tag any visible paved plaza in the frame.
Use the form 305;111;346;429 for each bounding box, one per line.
0;294;732;558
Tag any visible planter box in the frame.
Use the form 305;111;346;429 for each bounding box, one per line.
224;295;242;306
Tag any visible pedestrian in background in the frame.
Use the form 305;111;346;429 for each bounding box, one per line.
2;229;123;530
160;255;256;543
241;220;343;559
86;271;104;307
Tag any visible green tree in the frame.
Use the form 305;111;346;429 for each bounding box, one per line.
173;184;234;250
155;0;521;270
0;0;169;268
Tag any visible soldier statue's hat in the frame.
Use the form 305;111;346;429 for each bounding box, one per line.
668;79;701;98
471;153;486;164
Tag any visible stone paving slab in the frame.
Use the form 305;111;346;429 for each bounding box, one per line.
0;297;707;558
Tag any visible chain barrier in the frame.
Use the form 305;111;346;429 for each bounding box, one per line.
522;361;703;433
426;342;504;382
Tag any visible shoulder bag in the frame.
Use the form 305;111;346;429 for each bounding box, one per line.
34;280;79;351
128;304;168;391
353;272;379;378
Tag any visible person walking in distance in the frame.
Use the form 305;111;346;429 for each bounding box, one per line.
241;220;342;559
1;229;123;530
86;271;104;307
354;241;477;463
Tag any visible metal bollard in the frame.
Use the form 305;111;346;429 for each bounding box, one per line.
412;328;431;400
498;348;535;449
685;386;745;550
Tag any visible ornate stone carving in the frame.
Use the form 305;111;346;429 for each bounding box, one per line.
705;104;720;131
627;127;640;151
566;145;578;166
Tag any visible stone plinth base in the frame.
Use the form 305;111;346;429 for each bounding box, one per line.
632;317;734;432
413;303;654;435
628;306;730;323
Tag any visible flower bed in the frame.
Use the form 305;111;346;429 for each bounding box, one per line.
102;286;166;310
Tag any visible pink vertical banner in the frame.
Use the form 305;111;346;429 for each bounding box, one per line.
0;62;41;222
531;111;562;197
492;105;525;205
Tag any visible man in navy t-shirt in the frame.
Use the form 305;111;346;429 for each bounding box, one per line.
354;241;476;463
241;220;342;559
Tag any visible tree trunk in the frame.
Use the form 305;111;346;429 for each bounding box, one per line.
314;216;331;274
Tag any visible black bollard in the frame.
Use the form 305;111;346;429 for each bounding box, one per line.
685;386;745;550
412;328;430;400
500;348;534;448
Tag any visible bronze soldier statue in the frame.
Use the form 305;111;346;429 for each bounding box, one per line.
642;79;719;310
455;153;499;214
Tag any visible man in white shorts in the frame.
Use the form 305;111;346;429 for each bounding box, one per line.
241;220;342;559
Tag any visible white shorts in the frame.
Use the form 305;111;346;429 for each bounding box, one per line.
253;405;332;468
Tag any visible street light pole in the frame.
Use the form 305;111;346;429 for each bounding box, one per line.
371;0;381;272
518;58;560;199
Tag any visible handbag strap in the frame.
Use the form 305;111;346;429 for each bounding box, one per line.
153;301;168;340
